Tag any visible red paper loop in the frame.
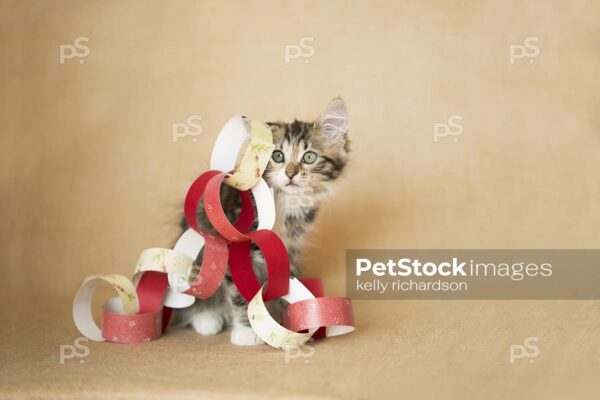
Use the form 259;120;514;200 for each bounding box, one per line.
136;271;172;332
183;170;252;297
185;170;255;237
102;271;174;344
298;278;326;339
203;172;257;243
136;271;168;313
283;297;355;334
183;234;229;299
102;307;163;344
229;230;290;302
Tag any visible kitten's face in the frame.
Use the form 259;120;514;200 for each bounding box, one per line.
263;99;350;196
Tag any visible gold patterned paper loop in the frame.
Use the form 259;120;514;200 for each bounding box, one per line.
224;120;274;191
85;274;140;314
134;248;194;275
247;283;314;349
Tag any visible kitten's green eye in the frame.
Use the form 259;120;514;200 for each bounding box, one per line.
302;151;318;164
271;150;285;163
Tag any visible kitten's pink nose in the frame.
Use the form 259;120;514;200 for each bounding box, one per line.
285;163;300;179
285;170;296;179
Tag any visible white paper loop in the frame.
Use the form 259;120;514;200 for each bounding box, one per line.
210;115;250;173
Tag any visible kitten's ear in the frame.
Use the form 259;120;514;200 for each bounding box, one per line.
316;97;348;138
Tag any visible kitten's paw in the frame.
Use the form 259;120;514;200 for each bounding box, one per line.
230;326;264;347
190;312;224;336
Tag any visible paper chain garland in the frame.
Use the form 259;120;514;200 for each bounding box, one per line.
72;116;355;349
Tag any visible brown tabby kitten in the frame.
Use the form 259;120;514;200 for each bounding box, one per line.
172;98;350;346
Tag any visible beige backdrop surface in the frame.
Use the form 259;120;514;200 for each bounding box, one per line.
1;1;599;399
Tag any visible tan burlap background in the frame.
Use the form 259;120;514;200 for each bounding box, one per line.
1;1;599;399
